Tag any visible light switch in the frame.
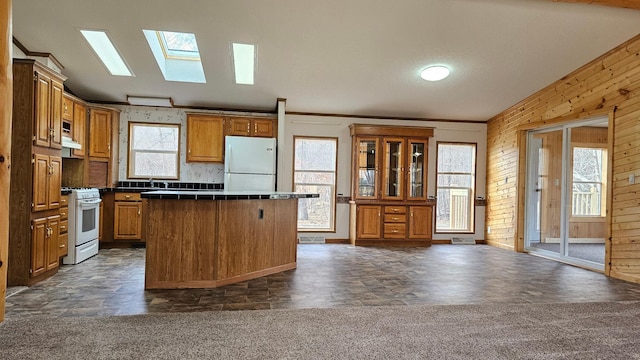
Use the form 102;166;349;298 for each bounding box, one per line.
630;174;636;185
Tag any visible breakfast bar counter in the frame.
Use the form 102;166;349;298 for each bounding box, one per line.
141;191;317;289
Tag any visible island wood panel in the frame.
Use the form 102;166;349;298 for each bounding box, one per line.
145;199;217;288
272;199;298;267
486;33;640;282
217;200;274;280
145;197;297;289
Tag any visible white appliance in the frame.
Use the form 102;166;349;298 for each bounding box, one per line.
224;136;277;191
63;188;101;265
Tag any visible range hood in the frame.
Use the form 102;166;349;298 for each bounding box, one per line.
62;136;81;149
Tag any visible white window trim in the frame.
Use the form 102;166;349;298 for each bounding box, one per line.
127;122;180;180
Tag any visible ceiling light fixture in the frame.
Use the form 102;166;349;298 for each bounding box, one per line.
232;43;256;85
420;65;450;82
79;29;133;76
127;96;174;107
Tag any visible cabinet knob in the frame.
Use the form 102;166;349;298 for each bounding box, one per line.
125;195;131;199
61;225;66;230
59;244;65;248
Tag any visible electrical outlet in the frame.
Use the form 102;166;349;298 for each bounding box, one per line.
487;226;491;234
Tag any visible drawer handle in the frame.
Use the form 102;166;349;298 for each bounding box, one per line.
392;230;399;233
392;217;399;221
125;195;132;199
60;225;66;230
59;244;65;248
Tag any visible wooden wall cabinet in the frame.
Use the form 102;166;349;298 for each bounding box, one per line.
186;114;225;163
72;101;86;158
113;193;144;241
226;117;275;137
34;69;63;150
32;154;62;212
349;124;434;246
88;108;112;159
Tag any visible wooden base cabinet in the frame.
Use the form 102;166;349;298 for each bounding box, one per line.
350;203;433;246
31;215;60;278
113;193;145;241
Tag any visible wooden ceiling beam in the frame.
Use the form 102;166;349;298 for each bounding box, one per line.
552;0;640;10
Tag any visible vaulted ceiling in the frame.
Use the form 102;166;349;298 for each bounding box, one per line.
12;0;640;121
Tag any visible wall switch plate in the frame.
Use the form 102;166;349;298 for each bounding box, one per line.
630;174;636;185
487;226;491;234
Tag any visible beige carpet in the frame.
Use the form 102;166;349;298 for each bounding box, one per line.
1;301;640;359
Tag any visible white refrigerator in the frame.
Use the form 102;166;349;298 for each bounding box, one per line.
224;136;277;191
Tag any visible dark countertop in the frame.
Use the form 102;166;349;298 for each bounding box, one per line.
140;190;319;200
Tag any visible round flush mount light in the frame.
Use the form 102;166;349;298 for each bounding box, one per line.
420;65;450;81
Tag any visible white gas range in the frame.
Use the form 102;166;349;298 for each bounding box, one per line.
62;188;101;265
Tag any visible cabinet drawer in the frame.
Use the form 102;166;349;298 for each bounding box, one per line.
385;206;406;214
59;206;68;220
384;214;406;223
60;219;68;234
384;223;406;238
115;192;141;201
60;195;68;206
58;233;68;258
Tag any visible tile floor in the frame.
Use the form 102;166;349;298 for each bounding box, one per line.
5;244;640;319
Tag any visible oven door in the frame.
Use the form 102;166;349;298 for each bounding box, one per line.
74;198;101;246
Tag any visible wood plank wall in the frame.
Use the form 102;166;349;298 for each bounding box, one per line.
0;0;11;322
486;33;640;282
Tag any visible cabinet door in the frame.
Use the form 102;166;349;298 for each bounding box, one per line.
186;114;224;162
34;72;51;147
46;216;61;271
409;206;432;239
72;102;86;158
50;80;64;149
62;96;73;121
114;202;142;240
354;137;379;200
31;218;47;277
251;119;274;137
407;139;428;201
58;233;68;258
356;205;381;239
48;155;62;209
227;118;251;136
32;154;50;212
89;108;111;158
382;138;405;201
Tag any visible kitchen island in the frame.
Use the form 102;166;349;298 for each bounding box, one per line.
141;190;318;289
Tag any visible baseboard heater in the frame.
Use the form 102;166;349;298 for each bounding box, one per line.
299;236;326;244
451;237;476;245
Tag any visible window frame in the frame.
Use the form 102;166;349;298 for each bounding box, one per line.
127;122;181;180
570;143;607;220
293;136;338;233
435;142;477;234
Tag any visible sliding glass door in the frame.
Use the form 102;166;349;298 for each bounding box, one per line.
524;118;608;271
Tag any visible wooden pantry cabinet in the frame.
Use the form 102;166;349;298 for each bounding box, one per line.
349;124;434;246
9;59;67;285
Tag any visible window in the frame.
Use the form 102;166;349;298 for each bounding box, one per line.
572;147;606;217
294;137;338;232
128;122;180;179
142;29;206;83
436;143;476;233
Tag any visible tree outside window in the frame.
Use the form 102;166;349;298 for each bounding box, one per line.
572;147;606;217
294;137;337;232
128;122;180;179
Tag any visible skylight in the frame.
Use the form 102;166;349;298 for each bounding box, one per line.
143;29;206;83
79;29;132;76
232;43;255;85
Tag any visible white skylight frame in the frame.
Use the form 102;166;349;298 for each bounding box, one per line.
232;43;256;85
143;29;206;83
157;31;200;60
79;29;133;77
